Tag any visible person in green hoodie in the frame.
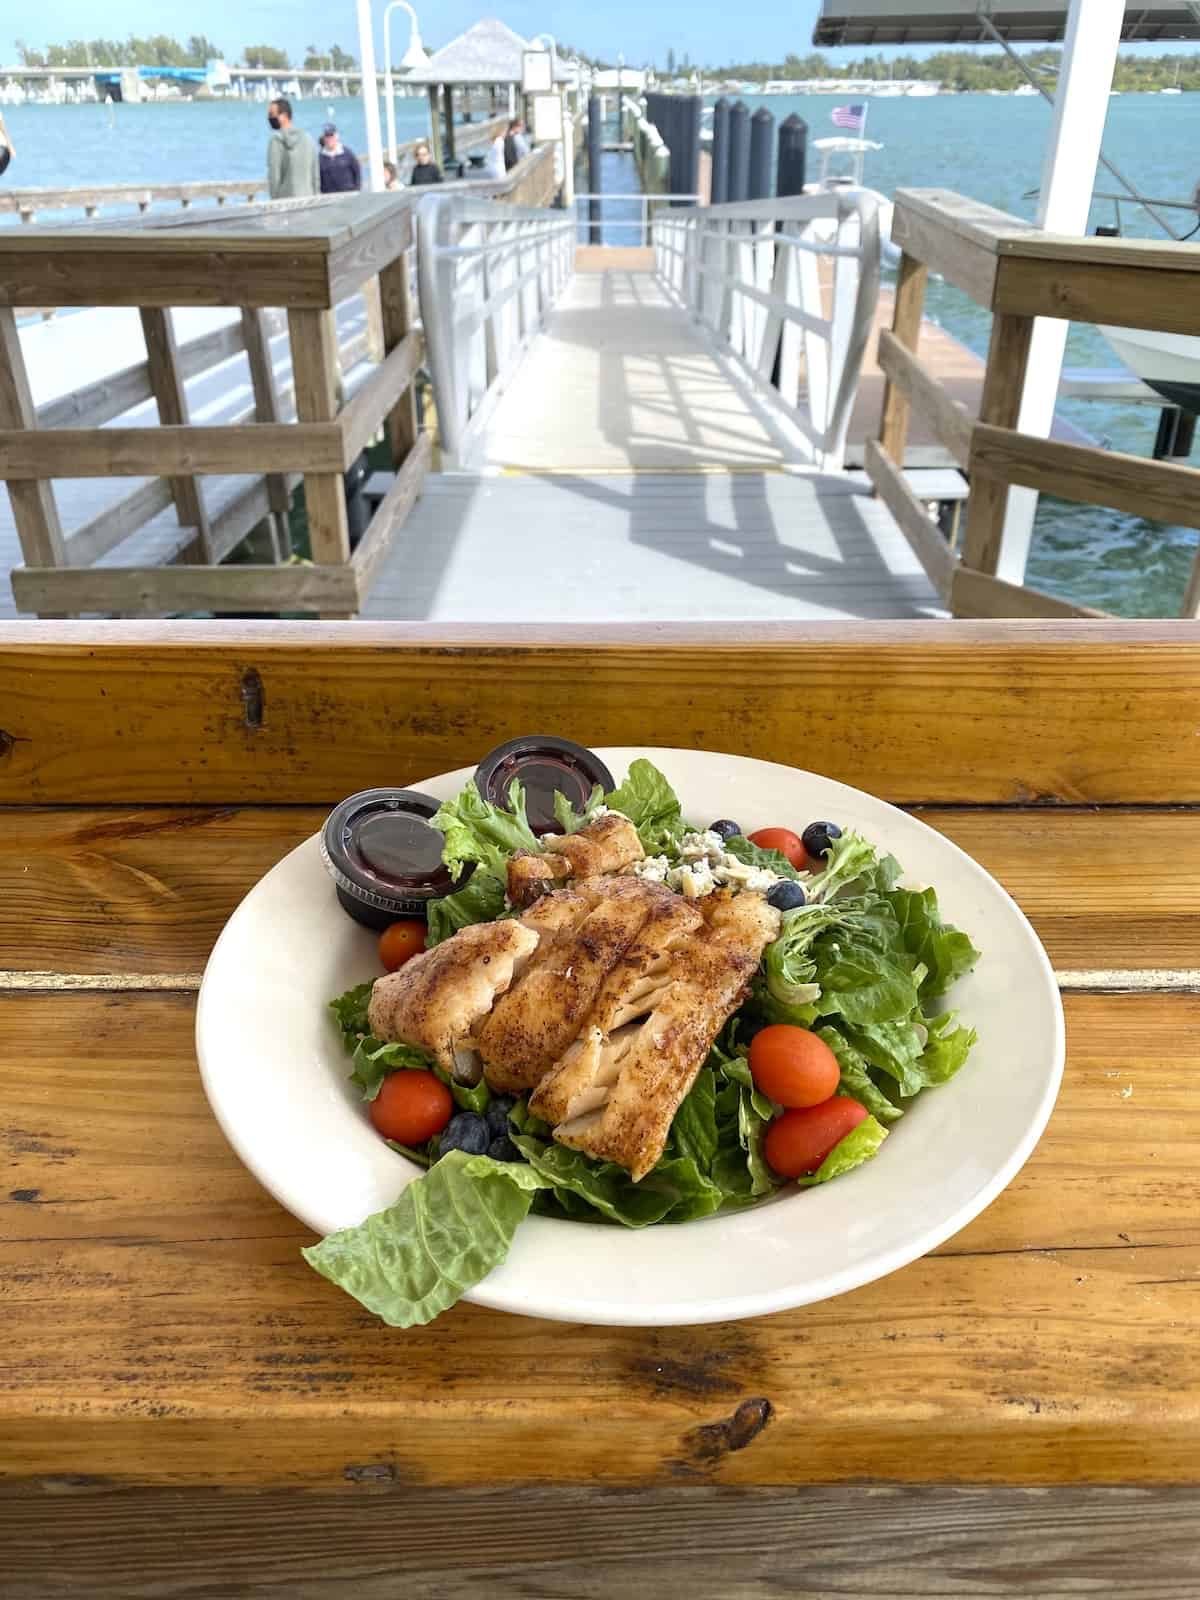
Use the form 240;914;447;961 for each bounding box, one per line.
266;98;319;199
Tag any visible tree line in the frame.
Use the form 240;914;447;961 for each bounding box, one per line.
684;48;1200;92
11;36;360;72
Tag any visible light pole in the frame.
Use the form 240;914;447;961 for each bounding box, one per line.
383;0;429;163
354;0;387;190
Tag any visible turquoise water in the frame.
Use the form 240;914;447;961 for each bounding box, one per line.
3;90;1198;613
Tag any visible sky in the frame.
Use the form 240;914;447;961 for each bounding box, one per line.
5;1;1198;67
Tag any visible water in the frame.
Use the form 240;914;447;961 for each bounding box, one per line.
3;90;1198;614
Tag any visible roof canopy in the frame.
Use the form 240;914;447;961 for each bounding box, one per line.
812;2;1200;44
403;17;572;85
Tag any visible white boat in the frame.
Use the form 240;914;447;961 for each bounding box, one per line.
805;136;900;265
1013;83;1039;96
1100;325;1200;415
906;83;938;97
1160;86;1182;95
874;85;905;98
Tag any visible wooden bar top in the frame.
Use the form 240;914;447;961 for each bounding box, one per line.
1;622;1199;1596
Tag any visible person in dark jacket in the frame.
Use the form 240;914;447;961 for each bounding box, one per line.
0;110;13;178
409;141;442;185
318;124;362;193
503;118;525;171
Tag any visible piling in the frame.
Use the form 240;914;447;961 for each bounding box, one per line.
749;107;774;200
711;97;731;205
587;94;603;243
728;100;750;204
777;113;808;197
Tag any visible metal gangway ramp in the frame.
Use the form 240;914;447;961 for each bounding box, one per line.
361;190;946;621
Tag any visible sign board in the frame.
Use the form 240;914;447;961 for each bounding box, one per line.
531;92;564;143
522;49;553;94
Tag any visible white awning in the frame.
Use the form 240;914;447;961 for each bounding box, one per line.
812;2;1200;45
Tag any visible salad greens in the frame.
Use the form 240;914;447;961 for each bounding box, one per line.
308;759;980;1327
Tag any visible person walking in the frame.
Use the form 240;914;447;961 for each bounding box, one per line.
409;141;443;185
266;97;319;199
503;118;523;171
484;126;506;182
318;123;362;193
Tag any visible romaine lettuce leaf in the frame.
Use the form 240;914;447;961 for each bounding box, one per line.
349;1034;433;1100
885;887;980;999
815;1025;904;1125
763;902;859;1007
553;785;605;835
796;1114;888;1187
808;830;880;901
426;870;507;946
722;832;805;883
430;779;539;880
301;1151;551;1327
511;1134;723;1226
840;1016;928;1097
915;1011;978;1085
670;1064;719;1171
329;981;374;1043
808;930;919;1025
604;758;687;855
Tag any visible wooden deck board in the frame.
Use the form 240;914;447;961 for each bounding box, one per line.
361;471;945;621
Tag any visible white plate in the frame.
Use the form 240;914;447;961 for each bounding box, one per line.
196;748;1064;1327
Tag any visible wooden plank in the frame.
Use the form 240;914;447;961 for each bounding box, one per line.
959;312;1035;578
4;1484;1200;1599
10;561;359;618
351;430;432;595
207;472;302;566
240;308;292;560
863;439;955;602
877;327;972;470
2;624;1199;805
970;423;1200;531
288;309;351;595
328;205;414;305
340;330;422;468
139;308;214;563
376;256;418;468
0;805;1194;977
952;566;1107;620
0;986;1196;1488
995;252;1200;336
0;420;344;478
888;192;1003;308
63;481;176;567
0;249;331;311
876;253;929;466
0;306;66;579
35;320;246;432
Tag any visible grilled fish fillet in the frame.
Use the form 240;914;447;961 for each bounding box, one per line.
506;812;644;908
367;918;539;1080
544;891;781;1180
477;877;677;1094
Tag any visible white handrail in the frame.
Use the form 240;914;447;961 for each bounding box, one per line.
653;192;882;471
416;192;575;468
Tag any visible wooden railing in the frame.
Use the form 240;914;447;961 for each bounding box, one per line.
871;188;1200;620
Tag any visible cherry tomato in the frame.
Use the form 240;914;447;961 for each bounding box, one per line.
369;1069;453;1145
765;1097;868;1179
749;1025;840;1108
747;827;809;871
378;919;426;972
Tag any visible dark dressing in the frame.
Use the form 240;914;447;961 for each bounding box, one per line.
475;737;616;836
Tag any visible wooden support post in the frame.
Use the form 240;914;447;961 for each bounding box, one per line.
239;308;292;560
288;307;352;618
427;85;444;169
443;85;457;165
0;306;67;617
959;312;1035;580
377;259;418;468
878;251;929;466
138;307;214;563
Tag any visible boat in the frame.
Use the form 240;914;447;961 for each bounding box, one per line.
906;83;938;97
1013;83;1039;96
805;136;900;264
1100;325;1200;414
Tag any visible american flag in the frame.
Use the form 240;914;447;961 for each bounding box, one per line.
831;103;867;133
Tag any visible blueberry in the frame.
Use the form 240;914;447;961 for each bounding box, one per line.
709;819;742;841
801;820;842;859
487;1135;524;1163
767;880;807;911
439;1111;489;1157
485;1095;516;1139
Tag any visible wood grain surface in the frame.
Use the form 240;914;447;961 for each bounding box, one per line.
4;1484;1200;1600
0;804;1194;975
3;622;1200;805
1;982;1197;1489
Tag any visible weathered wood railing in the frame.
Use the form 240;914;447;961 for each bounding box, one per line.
871;188;1200;619
0;194;428;619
